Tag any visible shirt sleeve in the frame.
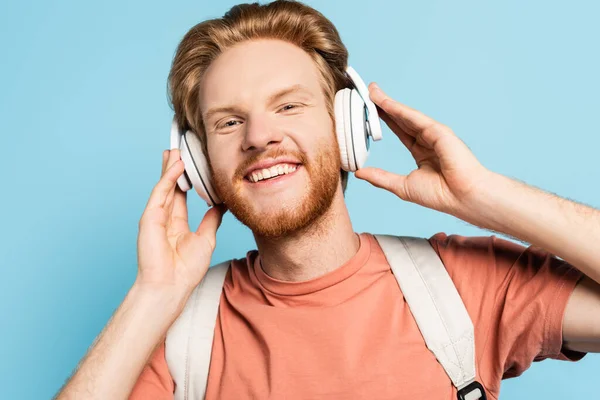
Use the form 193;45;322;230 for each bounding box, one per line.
428;232;586;381
129;339;174;400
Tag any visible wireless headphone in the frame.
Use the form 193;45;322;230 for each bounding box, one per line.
170;65;383;206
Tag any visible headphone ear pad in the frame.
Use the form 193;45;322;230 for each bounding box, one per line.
349;89;369;170
334;88;353;171
180;131;222;206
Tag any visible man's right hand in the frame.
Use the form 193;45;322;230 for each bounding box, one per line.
136;148;226;297
54;149;226;400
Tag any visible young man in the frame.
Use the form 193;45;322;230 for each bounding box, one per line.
55;1;600;399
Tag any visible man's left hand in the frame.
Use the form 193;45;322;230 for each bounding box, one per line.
354;82;493;218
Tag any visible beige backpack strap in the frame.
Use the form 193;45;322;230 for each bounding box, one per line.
165;260;230;400
374;235;486;400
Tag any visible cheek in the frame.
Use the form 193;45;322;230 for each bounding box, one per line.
206;138;237;178
287;112;336;154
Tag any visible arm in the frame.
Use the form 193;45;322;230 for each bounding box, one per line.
54;149;226;399
358;82;600;354
54;283;188;399
466;172;600;353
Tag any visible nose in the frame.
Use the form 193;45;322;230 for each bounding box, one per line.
241;113;284;152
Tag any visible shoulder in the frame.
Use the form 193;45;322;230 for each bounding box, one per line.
426;231;531;278
425;231;582;314
422;232;539;314
427;231;527;260
427;231;577;280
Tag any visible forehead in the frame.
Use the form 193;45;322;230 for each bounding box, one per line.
200;39;323;110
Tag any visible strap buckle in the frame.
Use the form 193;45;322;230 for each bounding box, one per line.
457;380;486;400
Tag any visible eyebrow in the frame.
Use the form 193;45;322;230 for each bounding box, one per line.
203;83;314;123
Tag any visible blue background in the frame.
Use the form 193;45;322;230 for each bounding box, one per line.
1;0;598;398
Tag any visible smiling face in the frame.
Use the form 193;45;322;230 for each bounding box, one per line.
200;39;342;237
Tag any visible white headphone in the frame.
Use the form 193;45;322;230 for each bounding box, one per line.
170;65;383;206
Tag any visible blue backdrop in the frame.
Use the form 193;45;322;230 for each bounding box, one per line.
1;0;598;398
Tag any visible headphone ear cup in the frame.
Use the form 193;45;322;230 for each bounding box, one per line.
175;161;192;192
335;88;353;172
180;131;222;206
349;89;369;170
170;117;192;192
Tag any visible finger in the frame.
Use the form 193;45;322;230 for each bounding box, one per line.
165;187;191;237
370;84;452;151
165;182;177;216
161;150;185;232
171;185;188;223
161;150;169;176
194;205;227;248
145;159;185;211
368;82;437;136
376;104;417;150
375;104;433;165
163;149;181;209
354;167;408;200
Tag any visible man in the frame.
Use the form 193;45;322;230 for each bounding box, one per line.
55;1;600;399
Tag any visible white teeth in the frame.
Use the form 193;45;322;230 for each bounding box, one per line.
248;163;299;182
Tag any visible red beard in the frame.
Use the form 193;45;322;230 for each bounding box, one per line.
212;137;341;238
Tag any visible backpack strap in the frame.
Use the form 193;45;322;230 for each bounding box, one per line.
374;235;486;400
165;260;230;400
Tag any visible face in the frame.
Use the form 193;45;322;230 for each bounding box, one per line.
200;39;342;237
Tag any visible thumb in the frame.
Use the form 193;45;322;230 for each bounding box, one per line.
194;204;227;246
354;167;409;200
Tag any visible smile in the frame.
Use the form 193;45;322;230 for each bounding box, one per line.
245;163;301;184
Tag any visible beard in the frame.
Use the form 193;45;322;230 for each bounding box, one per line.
211;137;341;238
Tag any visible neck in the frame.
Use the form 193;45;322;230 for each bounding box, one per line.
253;189;359;282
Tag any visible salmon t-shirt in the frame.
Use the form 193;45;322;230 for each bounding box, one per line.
129;232;585;399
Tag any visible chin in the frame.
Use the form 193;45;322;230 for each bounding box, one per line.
224;179;337;237
236;191;317;237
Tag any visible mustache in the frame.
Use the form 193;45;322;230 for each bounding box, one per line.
235;147;308;179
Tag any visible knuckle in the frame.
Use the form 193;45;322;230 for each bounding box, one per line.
437;123;452;135
197;231;216;252
423;123;438;135
380;97;393;111
392;177;404;193
138;212;149;230
140;207;167;227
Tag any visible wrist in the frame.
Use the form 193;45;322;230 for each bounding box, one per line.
457;170;509;231
55;280;192;399
130;280;193;321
